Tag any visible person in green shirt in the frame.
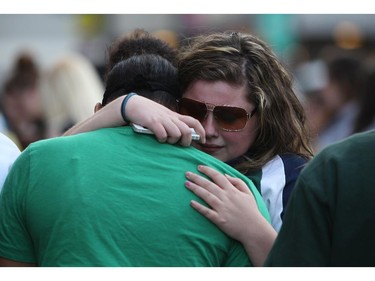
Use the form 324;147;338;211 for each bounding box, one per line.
0;46;270;266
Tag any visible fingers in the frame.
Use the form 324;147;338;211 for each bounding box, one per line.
178;133;192;147
162;122;183;144
185;170;227;197
178;115;206;144
186;166;255;202
162;120;194;146
185;177;222;207
225;174;253;194
189;200;219;223
196;165;231;191
149;123;168;143
171;120;193;147
125;95;206;145
145;119;194;146
167;115;205;146
141;117;186;144
198;166;253;195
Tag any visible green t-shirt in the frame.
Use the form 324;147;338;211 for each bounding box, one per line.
265;130;375;266
0;126;270;266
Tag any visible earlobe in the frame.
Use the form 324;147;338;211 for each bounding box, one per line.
94;103;103;113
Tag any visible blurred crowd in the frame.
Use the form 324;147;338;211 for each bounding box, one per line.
0;51;103;150
1;40;375;153
294;48;375;153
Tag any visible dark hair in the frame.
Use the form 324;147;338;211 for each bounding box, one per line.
327;56;361;102
3;52;39;94
105;29;177;81
102;54;180;111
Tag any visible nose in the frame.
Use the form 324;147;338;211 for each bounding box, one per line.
202;111;219;137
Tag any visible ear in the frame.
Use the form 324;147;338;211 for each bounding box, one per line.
94;102;103;113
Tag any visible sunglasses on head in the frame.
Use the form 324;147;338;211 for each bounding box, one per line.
178;97;257;132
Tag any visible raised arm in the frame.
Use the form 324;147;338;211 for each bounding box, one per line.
184;165;276;266
64;94;206;146
63;95;125;136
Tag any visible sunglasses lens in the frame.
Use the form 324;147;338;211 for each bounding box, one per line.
179;98;249;131
178;98;207;122
214;106;248;131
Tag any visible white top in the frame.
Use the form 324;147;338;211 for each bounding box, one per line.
0;133;21;192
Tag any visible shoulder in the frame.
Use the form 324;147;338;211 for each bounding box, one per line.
304;130;375;175
262;154;308;178
314;130;375;163
30;127;123;150
329;130;375;154
278;154;309;176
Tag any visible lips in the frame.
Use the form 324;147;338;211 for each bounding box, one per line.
198;143;223;154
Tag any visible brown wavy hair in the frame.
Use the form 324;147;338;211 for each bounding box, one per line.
178;31;313;171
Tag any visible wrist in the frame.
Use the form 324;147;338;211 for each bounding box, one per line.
241;217;277;266
120;93;138;123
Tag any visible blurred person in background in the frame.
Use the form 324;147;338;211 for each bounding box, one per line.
39;53;104;138
352;64;375;134
294;59;329;142
0;52;45;150
312;56;363;152
0;109;8;133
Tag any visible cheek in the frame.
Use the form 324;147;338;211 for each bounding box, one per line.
222;131;255;156
223;121;258;155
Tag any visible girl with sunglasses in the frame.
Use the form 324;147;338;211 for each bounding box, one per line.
65;31;313;265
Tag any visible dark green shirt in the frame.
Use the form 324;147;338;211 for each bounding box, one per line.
265;130;375;266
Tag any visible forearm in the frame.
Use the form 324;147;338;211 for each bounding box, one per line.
64;96;126;136
240;216;277;267
64;93;206;146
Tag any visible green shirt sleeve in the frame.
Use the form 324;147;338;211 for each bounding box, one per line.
0;148;36;263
